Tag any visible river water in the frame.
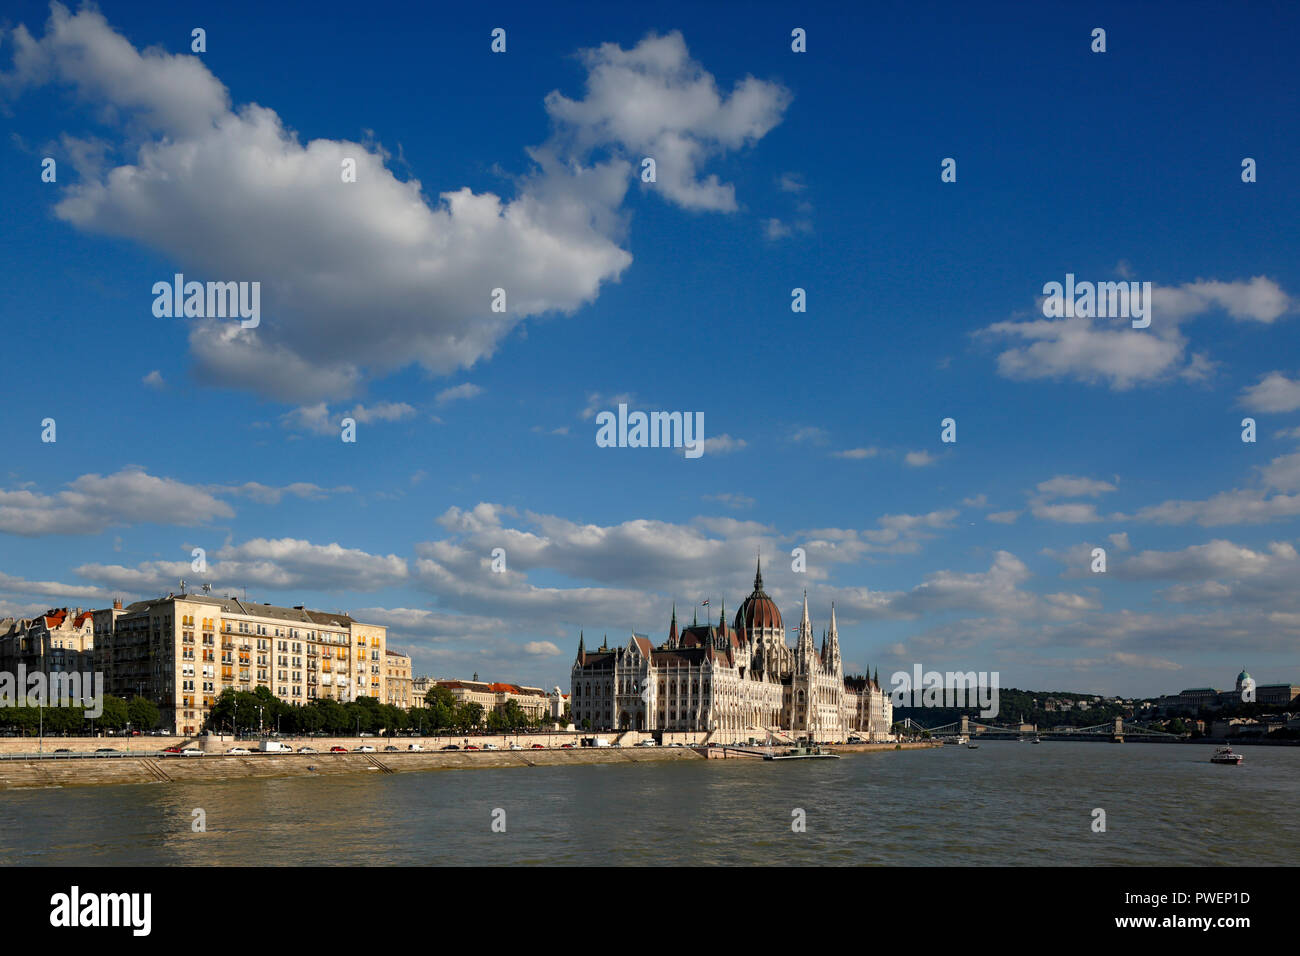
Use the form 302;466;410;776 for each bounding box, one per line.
1;742;1295;865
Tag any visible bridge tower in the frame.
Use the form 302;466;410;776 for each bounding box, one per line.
960;714;970;736
1112;715;1124;743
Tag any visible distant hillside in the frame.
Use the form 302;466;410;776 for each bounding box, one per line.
893;687;1130;728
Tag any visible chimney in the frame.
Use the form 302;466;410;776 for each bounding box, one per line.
113;598;123;610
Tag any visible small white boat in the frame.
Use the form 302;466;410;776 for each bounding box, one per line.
1210;747;1243;765
966;742;979;749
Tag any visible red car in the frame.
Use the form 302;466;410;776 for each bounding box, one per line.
329;746;347;753
464;744;480;751
530;744;545;750
560;743;574;749
160;746;182;757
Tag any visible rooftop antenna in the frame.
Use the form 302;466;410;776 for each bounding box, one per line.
201;583;212;595
178;579;188;594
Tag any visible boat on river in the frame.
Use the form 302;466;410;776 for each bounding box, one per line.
1210;747;1243;765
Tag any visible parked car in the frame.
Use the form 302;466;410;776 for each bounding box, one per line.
560;743;574;749
298;746;318;754
636;739;657;747
354;745;375;753
95;748;117;753
464;745;480;751
531;743;545;750
358;732;375;737
509;743;523;750
181;748;204;757
482;743;499;751
160;746;182;756
407;743;424;752
329;746;348;753
383;745;399;752
440;744;459;751
226;747;251;755
54;748;71;753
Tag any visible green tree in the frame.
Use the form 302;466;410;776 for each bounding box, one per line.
127;696;160;731
99;694;129;732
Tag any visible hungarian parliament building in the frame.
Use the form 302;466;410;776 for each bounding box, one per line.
570;561;893;742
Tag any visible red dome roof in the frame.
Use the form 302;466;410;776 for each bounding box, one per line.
734;560;783;632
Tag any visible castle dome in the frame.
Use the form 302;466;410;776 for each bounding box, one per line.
734;559;783;633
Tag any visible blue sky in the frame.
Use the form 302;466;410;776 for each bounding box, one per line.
2;1;1299;697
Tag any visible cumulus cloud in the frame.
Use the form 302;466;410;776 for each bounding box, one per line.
0;467;233;535
1240;371;1300;413
1037;475;1117;498
435;383;484;405
281;401;415;434
979;276;1290;390
4;9;787;401
833;447;879;460
543;31;791;212
76;537;408;593
1130;453;1300;526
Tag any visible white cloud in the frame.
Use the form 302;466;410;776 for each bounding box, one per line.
1036;475;1117;498
4;13;785;402
904;450;935;467
523;641;561;656
543;31;791;212
1241;371;1300;413
435;383;484;405
281;401;414;434
142;369;164;388
700;434;747;455
980;276;1289;391
833;446;877;460
0;467;233;536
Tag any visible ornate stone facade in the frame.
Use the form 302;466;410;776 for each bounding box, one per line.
570;561;893;742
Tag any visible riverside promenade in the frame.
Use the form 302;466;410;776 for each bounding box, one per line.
0;738;938;790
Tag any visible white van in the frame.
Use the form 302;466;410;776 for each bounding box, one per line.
592;737;610;748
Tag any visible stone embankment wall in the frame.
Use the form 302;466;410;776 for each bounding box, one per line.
0;746;704;790
0;739;942;790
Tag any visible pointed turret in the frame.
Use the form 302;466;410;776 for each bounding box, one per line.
826;602;842;673
754;556;764;593
668;602;678;647
575;630;585;665
796;590;816;670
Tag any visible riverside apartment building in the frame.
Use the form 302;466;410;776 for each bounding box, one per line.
94;592;388;735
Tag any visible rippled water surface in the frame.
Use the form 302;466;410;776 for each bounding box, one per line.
1;742;1295;865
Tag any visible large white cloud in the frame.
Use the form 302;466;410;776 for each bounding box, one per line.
0;467;233;535
5;7;787;401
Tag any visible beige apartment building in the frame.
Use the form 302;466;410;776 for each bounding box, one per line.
0;608;96;680
385;650;412;708
98;592;387;734
433;678;551;721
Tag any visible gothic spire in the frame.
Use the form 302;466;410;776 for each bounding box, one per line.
753;556;764;593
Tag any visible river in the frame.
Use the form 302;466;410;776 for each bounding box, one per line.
1;742;1295;865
